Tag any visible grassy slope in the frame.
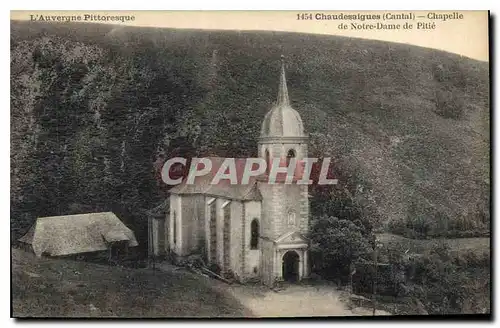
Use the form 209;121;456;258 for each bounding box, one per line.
376;233;490;255
10;21;490;231
11;248;250;317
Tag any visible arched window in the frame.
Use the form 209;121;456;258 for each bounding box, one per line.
265;149;270;174
286;149;296;166
250;219;260;249
173;211;177;245
250;219;259;249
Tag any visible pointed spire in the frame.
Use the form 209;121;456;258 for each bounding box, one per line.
277;55;290;106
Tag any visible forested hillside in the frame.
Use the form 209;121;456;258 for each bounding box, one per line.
10;21;490;250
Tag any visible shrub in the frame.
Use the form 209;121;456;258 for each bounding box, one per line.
310;215;372;281
399;244;490;314
433;89;466;120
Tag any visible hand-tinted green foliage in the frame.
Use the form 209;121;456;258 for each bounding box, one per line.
10;22;489;253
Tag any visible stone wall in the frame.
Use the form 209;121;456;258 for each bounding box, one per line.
168;194;182;254
215;198;225;268
206;198;217;264
260;238;276;286
229;200;243;278
175;195;205;256
258;182;306;240
243;201;261;279
299;184;310;235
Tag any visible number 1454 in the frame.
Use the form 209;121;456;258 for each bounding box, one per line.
297;13;313;20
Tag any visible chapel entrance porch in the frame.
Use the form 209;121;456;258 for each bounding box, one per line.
282;250;300;282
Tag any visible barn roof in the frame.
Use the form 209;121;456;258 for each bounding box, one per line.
18;212;138;257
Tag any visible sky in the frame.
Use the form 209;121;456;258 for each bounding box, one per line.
11;10;489;62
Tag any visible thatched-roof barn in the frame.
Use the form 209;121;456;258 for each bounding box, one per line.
18;212;138;257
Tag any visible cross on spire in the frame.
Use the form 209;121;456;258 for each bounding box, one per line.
277;55;290;106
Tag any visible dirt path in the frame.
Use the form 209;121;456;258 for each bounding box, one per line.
158;262;391;317
225;284;353;317
223;283;391;317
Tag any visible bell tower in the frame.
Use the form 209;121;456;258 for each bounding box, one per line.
259;55;308;165
257;56;310;285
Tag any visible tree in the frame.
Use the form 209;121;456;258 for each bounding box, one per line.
310;215;372;280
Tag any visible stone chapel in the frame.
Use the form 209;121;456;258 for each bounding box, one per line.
156;57;310;286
